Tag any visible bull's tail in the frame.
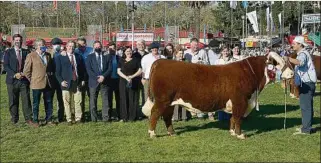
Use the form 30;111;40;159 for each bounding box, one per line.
142;60;157;117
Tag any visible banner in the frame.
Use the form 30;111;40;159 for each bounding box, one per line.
247;11;259;33
278;13;282;27
116;33;154;42
266;7;270;32
242;1;248;8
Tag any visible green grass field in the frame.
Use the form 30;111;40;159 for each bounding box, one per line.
0;75;320;162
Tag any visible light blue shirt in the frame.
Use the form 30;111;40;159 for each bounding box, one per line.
295;49;317;83
207;49;219;65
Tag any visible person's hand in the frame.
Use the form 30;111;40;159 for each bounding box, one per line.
126;76;131;82
81;81;85;86
14;73;22;79
61;81;68;87
97;76;104;83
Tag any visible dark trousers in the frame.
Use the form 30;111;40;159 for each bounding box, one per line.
53;86;65;122
119;79;140;121
173;105;190;121
32;86;53;122
89;84;110;122
299;82;316;134
81;83;90;116
108;78;120;119
7;81;32;123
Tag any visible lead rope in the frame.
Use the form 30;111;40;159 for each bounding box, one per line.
245;58;260;111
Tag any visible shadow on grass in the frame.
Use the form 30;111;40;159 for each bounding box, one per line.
314;92;321;96
175;104;320;137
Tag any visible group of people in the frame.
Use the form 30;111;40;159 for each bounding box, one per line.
3;34;317;135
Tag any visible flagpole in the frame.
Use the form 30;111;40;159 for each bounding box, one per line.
131;1;135;50
78;2;81;37
18;1;21;33
270;2;273;48
282;2;284;48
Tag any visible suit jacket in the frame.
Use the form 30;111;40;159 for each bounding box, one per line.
23;51;55;89
55;52;86;90
85;52;112;88
4;48;30;84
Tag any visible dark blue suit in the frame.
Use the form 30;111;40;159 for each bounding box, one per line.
55;52;86;90
4;48;32;123
85;52;112;121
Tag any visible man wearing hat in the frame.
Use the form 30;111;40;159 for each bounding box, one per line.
283;36;317;135
51;37;65;122
141;42;165;102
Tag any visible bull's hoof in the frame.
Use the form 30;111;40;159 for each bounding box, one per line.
236;134;246;140
229;129;236;136
167;131;176;136
148;130;157;138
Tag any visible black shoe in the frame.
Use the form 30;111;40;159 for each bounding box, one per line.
75;120;82;124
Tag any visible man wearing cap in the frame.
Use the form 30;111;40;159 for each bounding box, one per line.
283;36;317;135
51;37;65;122
141;42;165;102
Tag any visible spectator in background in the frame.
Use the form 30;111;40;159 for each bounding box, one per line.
184;38;211;120
106;42;121;121
117;47;142;122
214;46;232;121
4;34;38;127
163;43;174;59
23;39;56;125
172;45;190;121
55;41;86;125
75;37;92;120
133;39;149;119
231;46;243;61
85;41;112;122
51;37;65;122
141;42;165;102
207;47;220;65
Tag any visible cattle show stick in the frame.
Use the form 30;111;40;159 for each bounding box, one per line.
284;79;287;130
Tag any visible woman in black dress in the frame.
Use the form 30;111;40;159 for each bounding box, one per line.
117;47;142;122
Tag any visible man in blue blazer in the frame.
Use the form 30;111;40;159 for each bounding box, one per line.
55;41;86;125
4;34;38;127
85;41;112;122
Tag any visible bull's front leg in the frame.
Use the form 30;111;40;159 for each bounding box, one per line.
148;104;162;138
163;106;175;136
229;116;236;136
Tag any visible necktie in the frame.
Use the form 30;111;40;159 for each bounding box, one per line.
97;54;102;74
70;55;77;81
16;49;22;72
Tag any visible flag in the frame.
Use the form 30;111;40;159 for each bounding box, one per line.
53;0;57;10
76;1;80;13
242;1;248;8
246;10;259;33
282;1;285;4
144;24;146;32
271;1;274;5
270;13;275;32
230;1;237;9
278;12;282;27
120;24;124;32
266;7;270;32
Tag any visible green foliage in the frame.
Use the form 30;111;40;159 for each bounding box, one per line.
0;76;320;162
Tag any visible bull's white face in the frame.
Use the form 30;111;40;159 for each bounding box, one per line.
281;67;294;79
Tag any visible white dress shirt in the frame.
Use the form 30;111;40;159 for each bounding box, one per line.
141;53;165;79
184;49;209;65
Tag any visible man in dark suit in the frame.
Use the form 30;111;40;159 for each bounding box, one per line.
106;42;120;121
4;34;38;127
51;37;65;122
55;41;86;125
85;41;112;122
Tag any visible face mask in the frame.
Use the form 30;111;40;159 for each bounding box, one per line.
95;48;102;53
40;46;47;53
78;45;86;52
53;45;61;52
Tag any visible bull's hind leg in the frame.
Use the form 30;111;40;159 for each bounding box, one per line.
229;116;236;136
162;106;175;136
234;116;246;140
231;99;247;140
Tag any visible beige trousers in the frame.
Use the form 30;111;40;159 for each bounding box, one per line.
143;80;149;102
62;82;82;122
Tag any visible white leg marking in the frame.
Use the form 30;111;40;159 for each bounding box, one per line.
148;130;156;138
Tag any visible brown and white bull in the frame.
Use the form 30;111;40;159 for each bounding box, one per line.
142;52;294;139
